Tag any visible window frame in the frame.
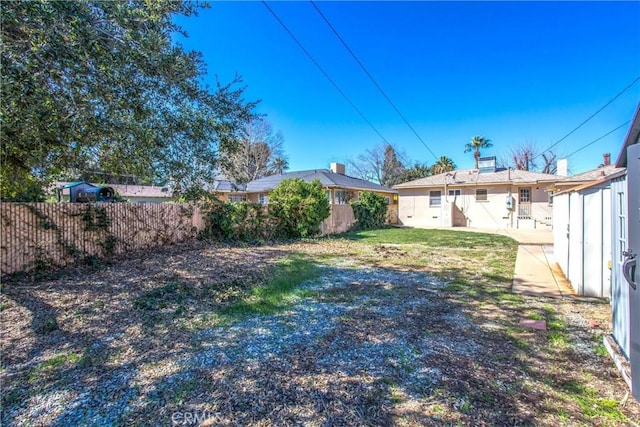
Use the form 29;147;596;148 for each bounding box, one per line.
429;190;442;206
475;188;488;202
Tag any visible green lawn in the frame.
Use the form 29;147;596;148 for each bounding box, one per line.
337;227;518;249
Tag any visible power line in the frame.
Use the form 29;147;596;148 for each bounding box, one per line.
261;1;393;148
565;120;631;159
536;76;640;160
310;1;439;161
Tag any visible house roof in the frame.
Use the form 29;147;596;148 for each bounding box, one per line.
393;168;560;189
244;169;397;193
554;164;626;185
107;184;173;199
209;179;246;193
616;102;640;168
53;182;173;198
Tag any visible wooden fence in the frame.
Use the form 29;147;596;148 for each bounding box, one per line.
1;202;399;275
0;203;204;275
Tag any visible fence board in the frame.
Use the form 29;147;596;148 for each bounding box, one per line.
0;203;204;275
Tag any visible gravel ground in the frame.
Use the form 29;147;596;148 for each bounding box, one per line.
1;239;639;426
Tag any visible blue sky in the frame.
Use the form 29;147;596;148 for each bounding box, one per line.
174;1;640;175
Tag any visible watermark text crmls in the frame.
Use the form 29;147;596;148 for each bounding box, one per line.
171;411;217;425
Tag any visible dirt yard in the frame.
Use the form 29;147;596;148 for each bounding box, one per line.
1;231;639;426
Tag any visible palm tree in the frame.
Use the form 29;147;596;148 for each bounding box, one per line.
271;157;289;174
464;136;493;169
431;156;456;175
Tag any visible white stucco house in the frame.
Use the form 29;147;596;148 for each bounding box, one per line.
394;157;559;229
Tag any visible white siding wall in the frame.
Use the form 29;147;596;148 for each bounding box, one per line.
398;188;444;227
568;192;584;293
554;186;612;298
611;176;630;358
398;183;555;229
582;188;612;297
553;193;570;276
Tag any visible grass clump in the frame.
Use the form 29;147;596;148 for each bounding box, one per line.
219;254;321;322
558;380;627;422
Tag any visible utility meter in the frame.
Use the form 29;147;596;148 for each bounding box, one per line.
506;195;514;210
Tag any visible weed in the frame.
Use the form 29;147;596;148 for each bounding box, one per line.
558;380;627;422
29;352;81;382
548;331;570;348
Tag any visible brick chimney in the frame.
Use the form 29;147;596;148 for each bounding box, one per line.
330;162;345;175
603;153;611;166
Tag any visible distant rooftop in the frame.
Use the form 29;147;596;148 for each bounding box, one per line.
394;168;560;189
245;169;397;193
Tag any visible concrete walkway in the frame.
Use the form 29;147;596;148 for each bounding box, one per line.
512;245;575;298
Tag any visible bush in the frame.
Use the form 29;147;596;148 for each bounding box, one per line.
200;197;270;243
268;179;330;238
350;191;388;230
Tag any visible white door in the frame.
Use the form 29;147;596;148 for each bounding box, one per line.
623;143;640;399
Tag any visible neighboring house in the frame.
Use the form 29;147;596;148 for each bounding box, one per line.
243;163;398;207
549;158;625;297
394;157;558;229
54;182;174;203
208;178;247;203
609;104;640;399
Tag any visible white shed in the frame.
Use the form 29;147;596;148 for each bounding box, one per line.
609;103;640;400
551;165;624;297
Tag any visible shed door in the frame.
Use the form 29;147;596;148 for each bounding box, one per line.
625;143;640;400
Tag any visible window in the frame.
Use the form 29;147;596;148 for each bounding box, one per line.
475;189;487;201
429;190;441;206
334;189;350;205
519;188;531;203
258;193;269;205
618;192;626;262
228;194;247;203
448;189;461;197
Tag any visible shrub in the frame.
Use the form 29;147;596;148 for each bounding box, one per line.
268;179;330;238
350;191;388;230
200;197;270;243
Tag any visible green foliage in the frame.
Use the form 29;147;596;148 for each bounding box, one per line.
1;1;256;201
0;168;46;202
381;144;405;187
200;197;270;243
350;191;388;231
464;136;493;168
430;156;456;175
399;162;431;183
269;179;330;238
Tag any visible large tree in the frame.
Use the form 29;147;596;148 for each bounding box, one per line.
430;156;456;175
1;1;256;201
223;118;288;185
347;142;408;185
381;144;405;187
499;143;558;174
399;162;431;183
464;136;493;169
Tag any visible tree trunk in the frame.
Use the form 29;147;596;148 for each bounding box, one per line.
474;150;480;169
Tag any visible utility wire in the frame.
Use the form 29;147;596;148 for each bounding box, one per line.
261;1;393;148
310;1;439;161
535;76;640;160
564;120;631;160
